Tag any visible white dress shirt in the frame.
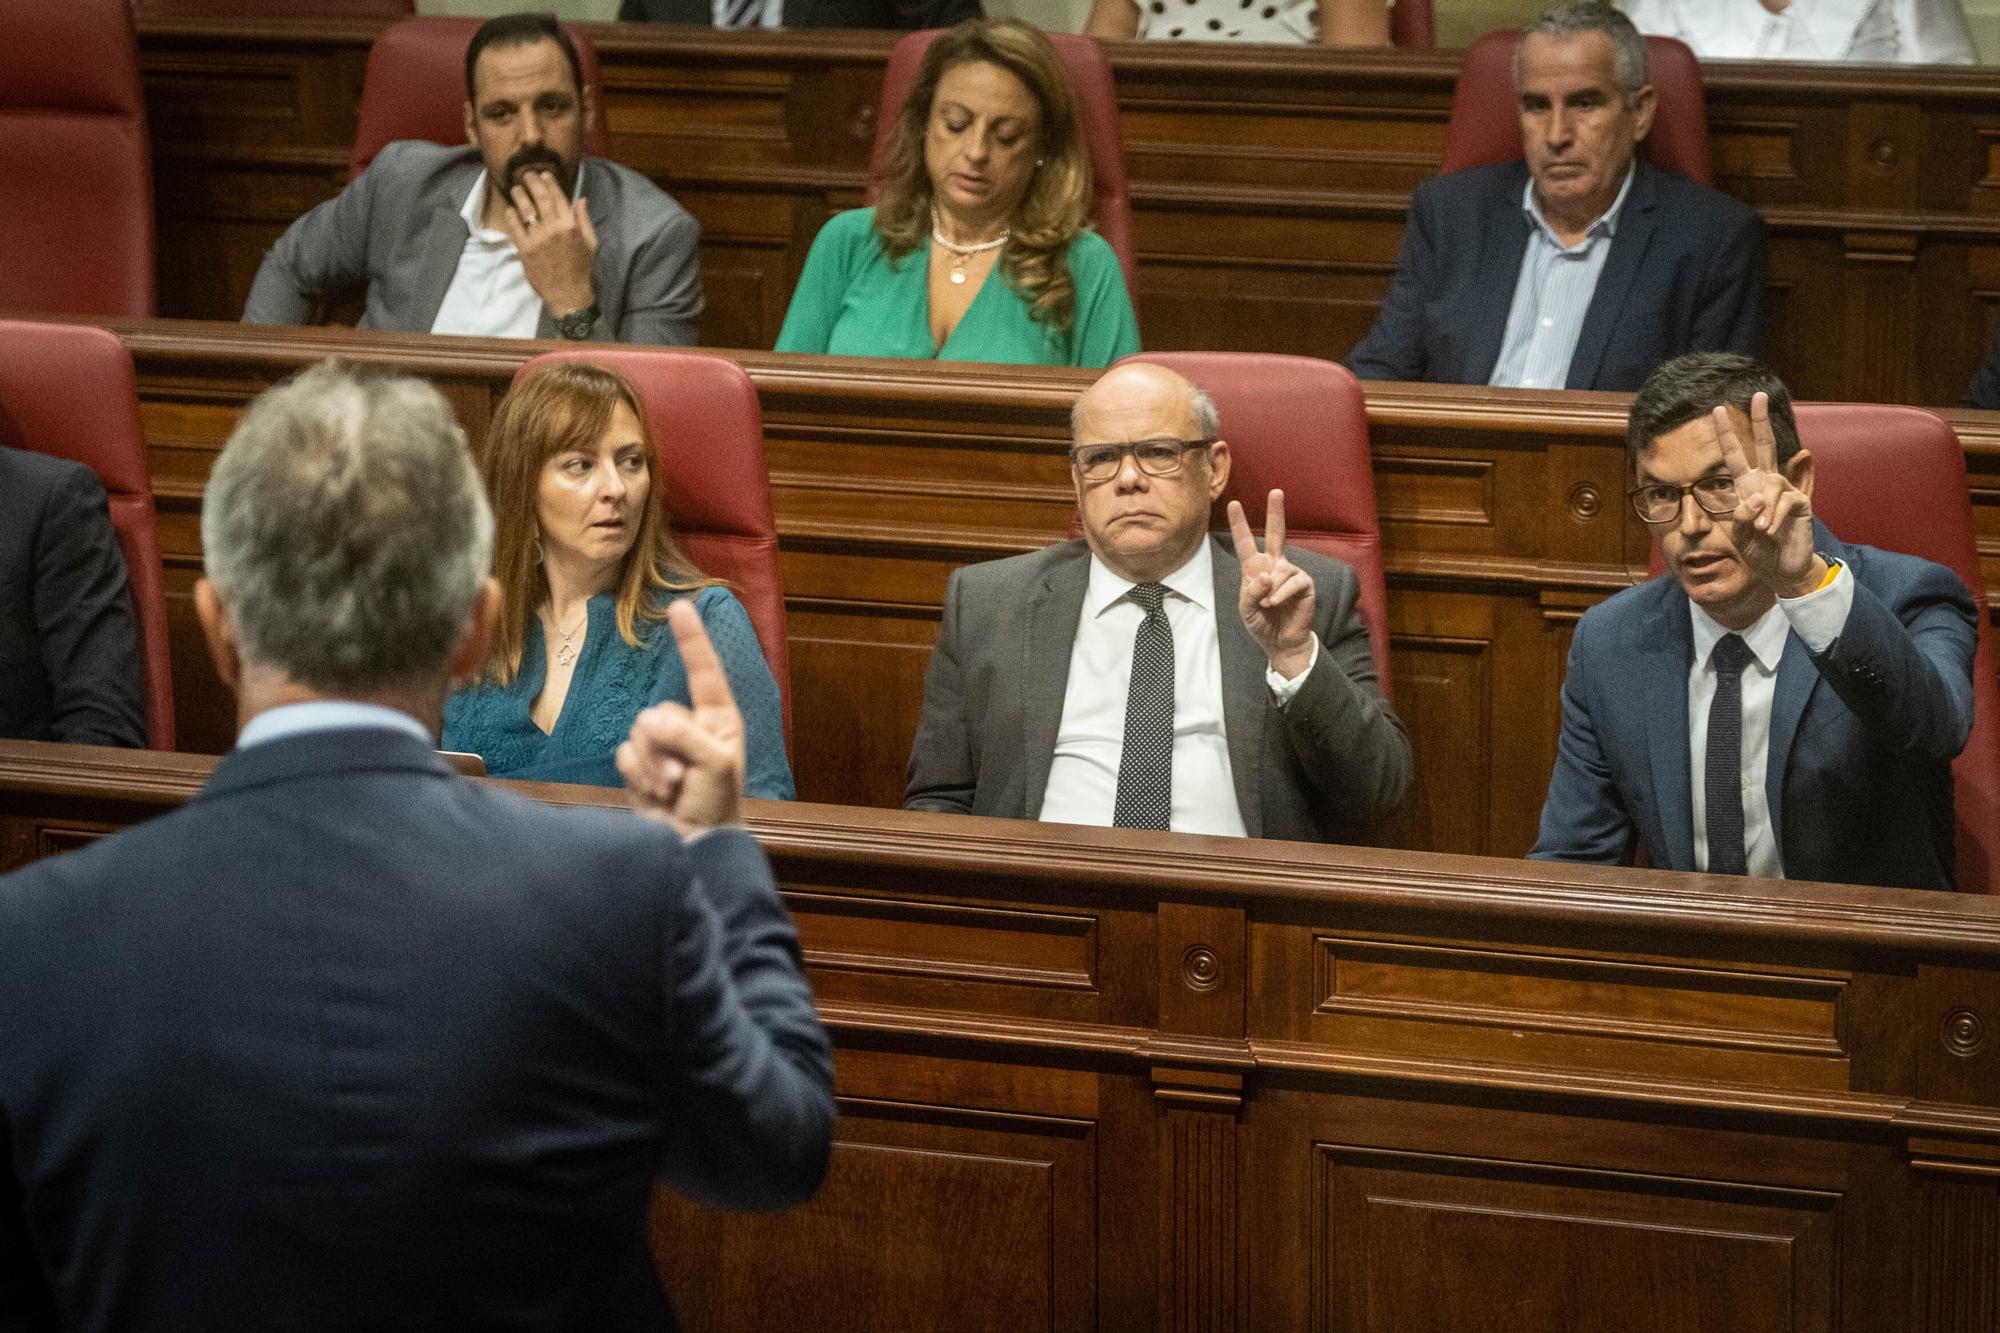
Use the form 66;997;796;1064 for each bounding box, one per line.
1687;560;1854;877
1490;166;1636;391
1037;542;1315;837
431;171;560;339
1623;0;1974;63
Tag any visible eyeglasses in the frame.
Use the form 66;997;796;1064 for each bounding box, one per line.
1627;475;1740;524
1068;438;1217;483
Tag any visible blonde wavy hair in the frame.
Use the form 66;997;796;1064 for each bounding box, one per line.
874;19;1094;332
478;361;721;686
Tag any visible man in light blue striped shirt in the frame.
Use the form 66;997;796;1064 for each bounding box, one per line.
1348;1;1764;392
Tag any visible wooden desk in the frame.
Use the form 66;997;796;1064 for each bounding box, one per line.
137;16;2000;407
5;738;2000;1330
108;317;2000;857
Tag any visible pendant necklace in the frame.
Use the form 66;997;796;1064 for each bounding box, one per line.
932;209;1009;285
551;605;588;668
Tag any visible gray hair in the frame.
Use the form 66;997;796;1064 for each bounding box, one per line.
1068;377;1222;441
202;361;494;693
1516;2;1649;105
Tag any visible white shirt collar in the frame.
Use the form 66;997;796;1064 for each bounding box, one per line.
1689;594;1790;675
1524;160;1637;247
236;700;434;751
1084;537;1214;619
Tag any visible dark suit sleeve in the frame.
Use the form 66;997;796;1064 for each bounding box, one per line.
656;827;834;1212
0;1117;57;1331
1529;615;1638;864
1810;561;1977;763
1964;323;2000;409
904;568;977;814
1276;566;1413;827
33;468;146;748
243;161;380;326
1688;200;1765;358
1346;182;1437;382
616;205;703;347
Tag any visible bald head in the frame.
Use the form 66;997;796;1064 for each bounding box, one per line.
1068;363;1230;584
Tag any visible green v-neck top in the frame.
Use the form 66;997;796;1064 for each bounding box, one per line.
774;208;1141;368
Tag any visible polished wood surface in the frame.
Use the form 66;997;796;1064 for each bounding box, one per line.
135;15;2000;407
6;738;2000;1330
97;317;2000;860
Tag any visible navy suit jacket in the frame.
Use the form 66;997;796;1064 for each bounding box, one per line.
0;728;835;1331
1347;159;1766;392
0;447;145;747
1530;526;1978;890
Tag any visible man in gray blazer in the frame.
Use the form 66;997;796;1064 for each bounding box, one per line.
905;363;1412;843
244;13;702;345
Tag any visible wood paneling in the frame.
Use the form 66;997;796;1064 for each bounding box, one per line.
9;742;2000;1329
85;317;2000;862
131;18;2000;407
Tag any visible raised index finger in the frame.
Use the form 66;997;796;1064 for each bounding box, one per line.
668;599;737;714
1226;498;1258;564
1711;404;1754;477
1748;391;1778;474
1264;489;1287;560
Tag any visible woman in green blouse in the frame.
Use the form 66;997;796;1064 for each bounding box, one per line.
775;19;1140;369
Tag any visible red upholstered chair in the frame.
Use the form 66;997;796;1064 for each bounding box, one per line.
868;28;1137;286
1440;30;1711;184
1391;0;1435;49
513;349;791;747
1641;405;2000;892
0;322;175;750
1108;351;1393;699
137;0;412;14
0;0;154;317
348;17;609;180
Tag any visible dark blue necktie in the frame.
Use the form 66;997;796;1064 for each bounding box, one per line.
1704;633;1753;876
1113;583;1173;830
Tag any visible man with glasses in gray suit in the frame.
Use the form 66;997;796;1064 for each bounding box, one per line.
904;361;1412;843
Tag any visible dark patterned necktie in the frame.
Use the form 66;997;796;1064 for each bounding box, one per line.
1113;582;1174;830
1704;633;1753;876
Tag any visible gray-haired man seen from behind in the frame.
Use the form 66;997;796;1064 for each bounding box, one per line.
0;362;834;1330
1346;1;1764;392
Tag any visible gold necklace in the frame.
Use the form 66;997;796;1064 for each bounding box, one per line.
931;208;1009;285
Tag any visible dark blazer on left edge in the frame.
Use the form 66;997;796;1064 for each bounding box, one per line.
1346;158;1766;392
0;447;145;747
904;536;1413;843
0;728;834;1331
1530;524;1978;890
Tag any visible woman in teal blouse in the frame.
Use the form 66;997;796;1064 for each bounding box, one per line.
442;362;793;797
775;19;1140;369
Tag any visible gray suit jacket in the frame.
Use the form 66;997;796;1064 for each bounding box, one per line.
243;141;703;345
905;536;1413;842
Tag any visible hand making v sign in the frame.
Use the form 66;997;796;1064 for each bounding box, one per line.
1713;392;1827;600
500;167;599;319
1228;489;1317;680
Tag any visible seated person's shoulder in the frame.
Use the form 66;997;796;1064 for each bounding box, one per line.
1649;164;1761;229
363;138;482;184
1840;539;1976;604
1418;159;1531;208
589;156;696;224
1;447;107;514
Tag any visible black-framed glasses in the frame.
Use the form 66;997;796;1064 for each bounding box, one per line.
1068;437;1217;483
1627;475;1740;524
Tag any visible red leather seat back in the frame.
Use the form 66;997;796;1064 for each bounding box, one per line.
1093;352;1393;699
137;0;412;14
349;17;609;181
0;321;174;749
1641;404;2000;892
1392;0;1435;48
515;350;791;747
0;0;154;317
1441;29;1711;184
867;28;1137;287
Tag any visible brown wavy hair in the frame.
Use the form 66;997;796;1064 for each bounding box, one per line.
874;19;1094;331
477;361;721;686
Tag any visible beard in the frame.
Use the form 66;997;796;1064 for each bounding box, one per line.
502;144;577;200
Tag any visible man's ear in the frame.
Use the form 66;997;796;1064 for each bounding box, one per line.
449;577;503;681
1630;83;1657;144
1205;438;1232;500
463;99;479;151
194;579;242;693
1784;447;1815;499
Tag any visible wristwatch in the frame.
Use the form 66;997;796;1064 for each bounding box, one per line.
555;303;600;341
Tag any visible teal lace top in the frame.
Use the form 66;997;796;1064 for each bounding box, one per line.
442;586;794;798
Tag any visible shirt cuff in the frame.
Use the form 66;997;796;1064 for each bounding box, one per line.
1779;557;1853;654
1266;636;1320;704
